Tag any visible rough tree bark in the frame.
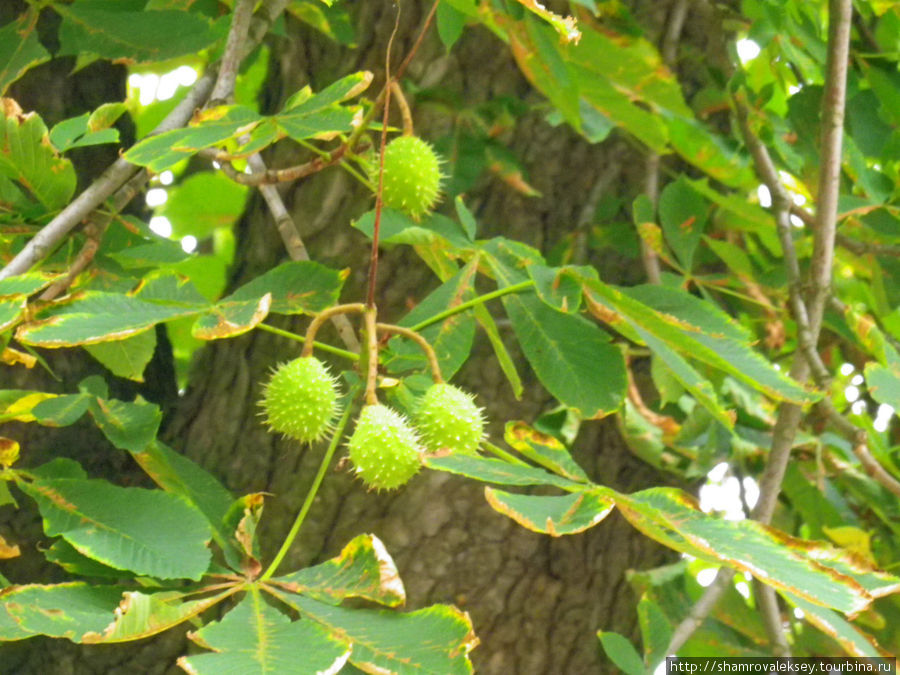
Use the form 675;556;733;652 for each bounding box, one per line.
1;2;691;673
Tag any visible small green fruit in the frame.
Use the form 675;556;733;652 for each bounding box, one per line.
260;356;340;443
415;383;484;454
348;404;423;490
373;135;443;220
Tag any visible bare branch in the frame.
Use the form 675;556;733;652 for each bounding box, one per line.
835;233;900;258
210;0;257;103
39;169;149;301
639;0;688;285
0;0;293;282
0;72;214;281
807;0;853;339
664;569;734;655
245;153;361;353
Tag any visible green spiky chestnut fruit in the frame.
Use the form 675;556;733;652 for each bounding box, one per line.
348;404;423;490
372;136;443;220
260;356;340;443
415;383;484;454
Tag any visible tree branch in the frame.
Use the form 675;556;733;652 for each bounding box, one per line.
0;0;292;281
0;72;214;281
210;0;256;103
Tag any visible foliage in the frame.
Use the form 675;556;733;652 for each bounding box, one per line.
1;0;900;671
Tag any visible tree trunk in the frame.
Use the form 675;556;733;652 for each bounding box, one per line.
2;2;685;673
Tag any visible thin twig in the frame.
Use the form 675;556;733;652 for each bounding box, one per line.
210;146;348;186
638;0;688;284
663;568;735;656
39;169;149;301
835;232;900;258
210;0;256;103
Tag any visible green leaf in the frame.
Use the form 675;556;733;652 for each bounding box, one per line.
160;171;250;239
20;478;212;580
276;593;477;675
30;394;91;427
503;420;590;482
16;275;209;347
57;2;221;63
49;107;122;152
864;360;900;410
83;329;157;381
597;631;645;675
0;11;50;96
221;493;265;571
131;441;234;550
783;593;885;657
88;396;162;453
82;588;237;644
0;104;76;210
353;209;472;250
0;582;121;642
484;488;616;535
124;105;261;171
0;271;60;297
425;453;581;490
283;71;372;113
223;261;346;316
192;293;271;340
502;292;625;418
180;590;350;675
584;279;818;405
273;534;405;607
529;264;589;313
658;176;709;270
286;1;356;46
437;1;467;51
614;488;889;614
472;302;523;399
45;540;127;579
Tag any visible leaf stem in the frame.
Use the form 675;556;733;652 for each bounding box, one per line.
409;280;535;333
255;323;358;361
481;440;531;467
259;393;357;581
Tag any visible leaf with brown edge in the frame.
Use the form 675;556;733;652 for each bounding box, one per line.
0;533;20;559
484;488;615;536
271;534;406;608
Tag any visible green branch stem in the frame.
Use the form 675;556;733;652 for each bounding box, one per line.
259;393;357;581
410;280;535;333
256;323;358;361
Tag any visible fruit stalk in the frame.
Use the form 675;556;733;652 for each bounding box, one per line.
364;306;380;406
301;303;366;358
376;323;443;383
259;392;357;581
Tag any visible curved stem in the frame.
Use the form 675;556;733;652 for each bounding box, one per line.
301;303;366;357
260;392;357;581
376;322;443;383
